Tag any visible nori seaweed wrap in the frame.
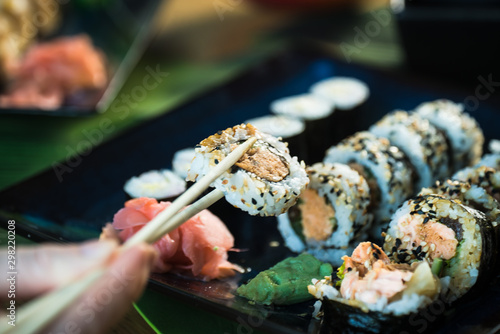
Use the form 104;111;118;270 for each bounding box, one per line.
383;195;499;303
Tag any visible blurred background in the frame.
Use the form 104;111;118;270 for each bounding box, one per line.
2;0;500;188
1;0;500;332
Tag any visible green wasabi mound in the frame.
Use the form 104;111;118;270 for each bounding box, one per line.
236;253;333;305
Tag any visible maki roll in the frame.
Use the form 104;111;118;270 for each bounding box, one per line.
475;153;500;171
187;123;309;217
309;242;441;333
383;195;498;303
172;147;196;180
452;166;500;202
244;114;306;161
277;162;373;266
369;110;450;190
324;131;415;236
270;93;334;163
419;179;500;227
414;99;484;172
123;169;186;201
270;93;334;121
309;76;369;111
310;76;370;142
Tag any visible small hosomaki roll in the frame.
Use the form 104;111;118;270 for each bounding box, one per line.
172;147;196;180
414;99;484;172
476;153;500;170
383;195;498;303
369;110;450;191
187;123;309;217
277;162;373;266
324;131;415;236
123;169;186;201
270;93;334;164
244;114;307;162
452;166;500;203
419;179;500;228
308;243;441;334
310;76;370;143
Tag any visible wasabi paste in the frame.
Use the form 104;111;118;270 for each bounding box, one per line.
236;253;333;305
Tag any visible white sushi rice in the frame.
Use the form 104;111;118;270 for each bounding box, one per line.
369;110;450;191
172;148;196;179
244;114;305;139
124;169;186;199
414;99;484;171
452;166;500;198
419;179;500;227
324;131;414;227
187;124;309;217
476;153;500;170
277;214;306;252
270;93;334;121
489;139;500;154
309;77;369;110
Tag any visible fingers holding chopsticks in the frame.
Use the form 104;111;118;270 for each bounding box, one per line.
0;241;157;334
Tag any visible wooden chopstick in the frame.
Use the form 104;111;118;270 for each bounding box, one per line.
0;137;257;334
145;188;225;244
2;269;105;334
124;136;257;248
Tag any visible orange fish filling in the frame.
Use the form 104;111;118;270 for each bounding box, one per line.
298;189;336;241
397;216;458;260
235;145;289;182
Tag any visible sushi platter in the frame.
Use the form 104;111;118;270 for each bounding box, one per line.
1;45;500;333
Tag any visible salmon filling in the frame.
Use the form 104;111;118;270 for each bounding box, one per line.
339;242;413;303
396;215;458;260
235;144;289;182
298;189;336;241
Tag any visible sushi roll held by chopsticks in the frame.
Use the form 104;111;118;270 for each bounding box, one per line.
187;123;309;217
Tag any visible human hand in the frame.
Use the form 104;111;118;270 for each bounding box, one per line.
1;239;157;334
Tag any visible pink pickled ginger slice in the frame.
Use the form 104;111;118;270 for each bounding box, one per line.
112;197;242;281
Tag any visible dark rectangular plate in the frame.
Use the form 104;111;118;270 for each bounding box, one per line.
1;44;499;334
0;0;161;117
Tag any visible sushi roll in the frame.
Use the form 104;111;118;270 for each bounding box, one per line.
187;123;309;217
309;76;369;111
476;153;500;171
270;93;334;121
383;194;498;303
277;162;373;266
472;139;500;171
172;147;196;180
244;114;306;161
123;169;186;201
324;131;415;236
414;99;484;172
369;110;450;190
309;242;441;333
310;76;370;142
452;166;500;202
419;179;500;227
270;93;334;163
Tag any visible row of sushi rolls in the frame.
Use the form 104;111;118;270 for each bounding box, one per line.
103;76;500;332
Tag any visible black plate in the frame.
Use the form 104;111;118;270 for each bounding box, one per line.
0;0;161;117
1;45;499;333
